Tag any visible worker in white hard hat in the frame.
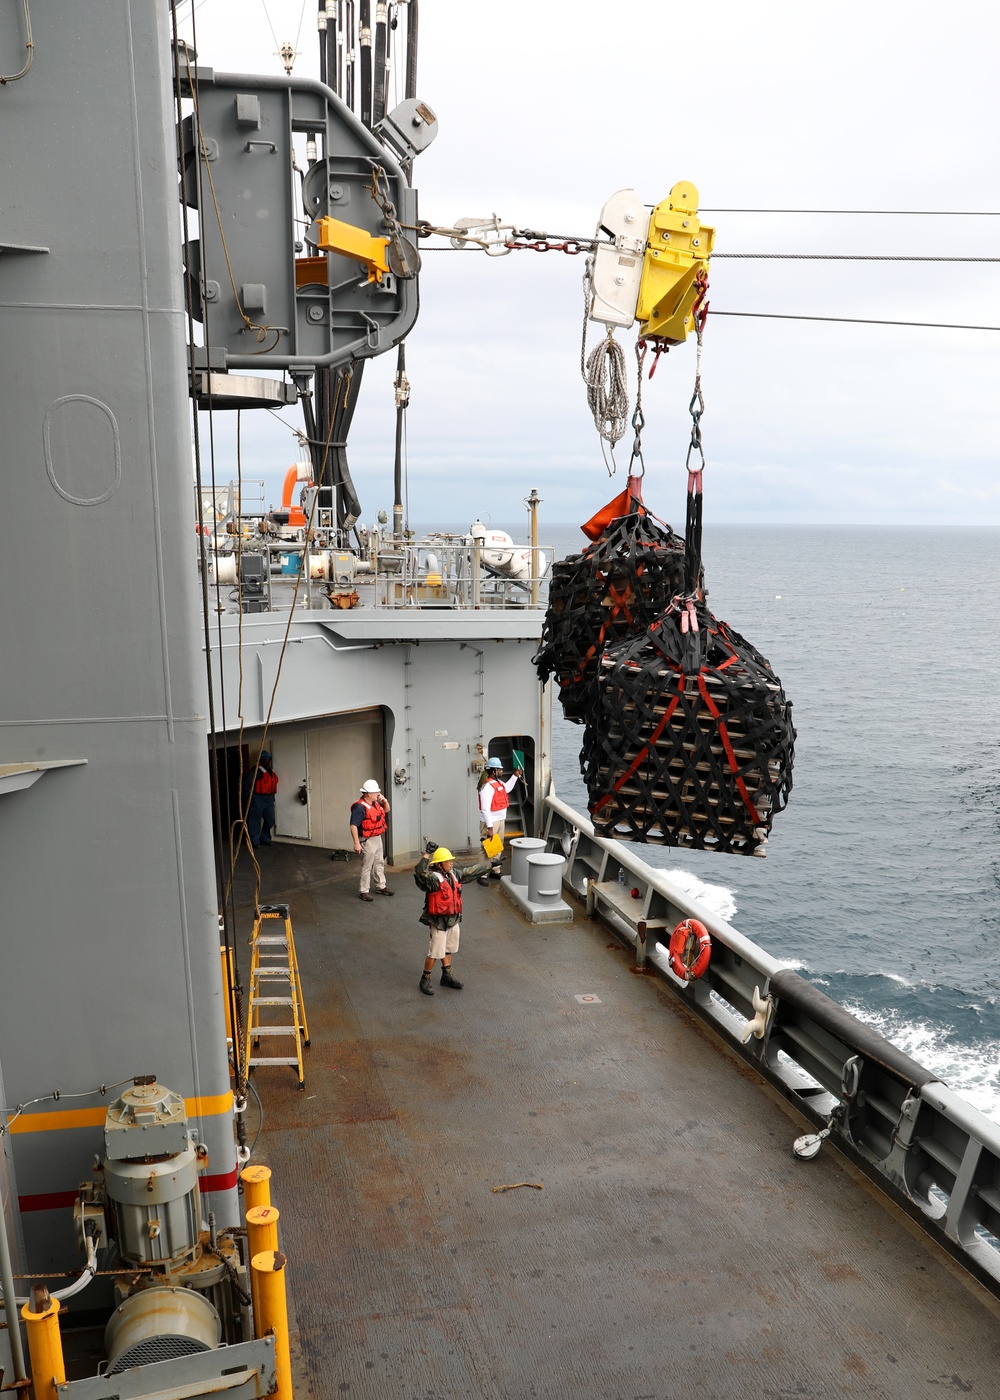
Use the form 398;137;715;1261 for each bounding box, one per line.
412;840;490;995
350;779;393;901
478;756;522;881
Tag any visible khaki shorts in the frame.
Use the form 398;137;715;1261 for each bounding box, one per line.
427;923;460;960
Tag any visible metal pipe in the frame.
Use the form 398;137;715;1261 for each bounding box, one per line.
359;0;372;128
0;1200;26;1382
404;0;418;100
21;1289;64;1400
527;487;541;607
373;0;387;125
251;1252;293;1400
392;344;406;539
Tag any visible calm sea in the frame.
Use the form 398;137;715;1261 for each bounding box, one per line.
511;522;1000;1118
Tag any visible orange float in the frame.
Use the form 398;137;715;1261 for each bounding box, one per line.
667;918;712;982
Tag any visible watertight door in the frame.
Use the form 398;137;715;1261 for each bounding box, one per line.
269;731;311;840
418;738;475;855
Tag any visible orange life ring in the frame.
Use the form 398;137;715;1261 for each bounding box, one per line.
667;918;712;982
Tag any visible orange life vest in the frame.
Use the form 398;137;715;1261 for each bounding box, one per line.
427;871;462;918
486;778;509;813
356;797;387;839
254;770;278;796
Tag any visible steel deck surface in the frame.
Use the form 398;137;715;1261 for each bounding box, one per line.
236;845;1000;1399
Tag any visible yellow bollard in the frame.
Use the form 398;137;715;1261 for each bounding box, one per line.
241;1164;272;1212
251;1250;292;1400
21;1290;65;1400
245;1205;280;1328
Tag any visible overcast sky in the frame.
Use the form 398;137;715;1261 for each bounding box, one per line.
177;1;1000;533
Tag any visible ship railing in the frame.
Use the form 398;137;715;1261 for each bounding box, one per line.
542;792;1000;1295
371;537;554;610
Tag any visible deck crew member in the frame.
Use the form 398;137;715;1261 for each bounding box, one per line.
350;779;394;901
478;757;521;879
246;750;278;849
413;844;490;995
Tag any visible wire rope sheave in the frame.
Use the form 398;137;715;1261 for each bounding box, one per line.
533;480;687;725
582;603;795;856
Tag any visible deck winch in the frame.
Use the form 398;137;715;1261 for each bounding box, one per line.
74;1078;250;1370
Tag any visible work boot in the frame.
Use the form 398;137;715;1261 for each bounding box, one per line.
359;892;374;902
377;886;395;896
477;874;490;887
440;966;464;990
419;971;434;996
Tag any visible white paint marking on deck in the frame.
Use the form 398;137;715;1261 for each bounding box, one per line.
575;994;602;1004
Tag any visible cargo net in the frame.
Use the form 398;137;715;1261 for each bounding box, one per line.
534;497;687;724
582;602;795;855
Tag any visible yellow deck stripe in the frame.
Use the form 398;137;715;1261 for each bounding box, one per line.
8;1091;234;1135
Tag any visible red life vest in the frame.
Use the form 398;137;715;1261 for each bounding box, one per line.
486;777;509;813
427;871;462;918
356;797;387;839
254;769;278;796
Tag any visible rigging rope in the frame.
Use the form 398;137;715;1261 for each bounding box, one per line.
580;257;630;469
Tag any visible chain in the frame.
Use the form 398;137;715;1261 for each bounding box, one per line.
684;273;710;479
504;236;594;255
396;216;596;258
628;339;647;478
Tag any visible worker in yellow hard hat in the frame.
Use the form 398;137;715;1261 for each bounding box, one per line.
412;839;490;996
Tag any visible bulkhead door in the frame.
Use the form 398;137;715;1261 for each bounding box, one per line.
418;737;475;855
268;731;310;840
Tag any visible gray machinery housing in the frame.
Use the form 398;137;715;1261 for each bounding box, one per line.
180;69;422;371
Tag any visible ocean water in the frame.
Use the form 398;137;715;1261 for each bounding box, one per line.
531;523;1000;1119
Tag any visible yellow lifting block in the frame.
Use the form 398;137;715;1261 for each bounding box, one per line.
316;216;391;283
634;181;715;344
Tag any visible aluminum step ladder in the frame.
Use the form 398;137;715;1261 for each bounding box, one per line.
245;903;310;1090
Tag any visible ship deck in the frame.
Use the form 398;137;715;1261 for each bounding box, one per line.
236;844;1000;1399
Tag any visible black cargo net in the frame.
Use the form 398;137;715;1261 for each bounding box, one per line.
581;603;795;854
534;492;686;724
545;296;795;856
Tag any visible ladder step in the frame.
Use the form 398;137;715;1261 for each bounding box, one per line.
249;1056;301;1067
254;997;294;1007
250;1025;299;1036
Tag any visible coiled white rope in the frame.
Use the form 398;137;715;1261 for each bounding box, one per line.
581;258;630;469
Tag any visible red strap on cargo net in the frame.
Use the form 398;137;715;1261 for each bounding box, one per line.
696;672;760;825
591;675;685;815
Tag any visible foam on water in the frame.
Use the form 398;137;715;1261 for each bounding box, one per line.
659;868;738;924
842;1000;1000;1121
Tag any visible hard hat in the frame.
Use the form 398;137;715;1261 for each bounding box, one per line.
487;758;503;770
430;847;454;864
361;779;381;793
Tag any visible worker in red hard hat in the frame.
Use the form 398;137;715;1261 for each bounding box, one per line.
413;841;490;996
350;779;393;901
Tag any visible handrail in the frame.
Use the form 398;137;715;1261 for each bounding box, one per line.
542;792;1000;1296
